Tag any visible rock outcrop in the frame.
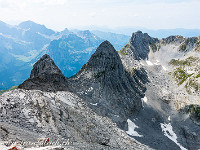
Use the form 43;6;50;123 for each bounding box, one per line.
118;31;200;150
18;54;68;92
0;88;152;149
120;31;159;60
69;41;148;129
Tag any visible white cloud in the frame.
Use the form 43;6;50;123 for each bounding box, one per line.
89;12;97;17
0;0;199;31
32;0;68;6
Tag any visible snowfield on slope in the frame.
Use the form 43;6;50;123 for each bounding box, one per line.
161;123;187;150
126;119;143;137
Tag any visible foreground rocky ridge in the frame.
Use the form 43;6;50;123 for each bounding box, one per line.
0;89;151;149
0;31;200;149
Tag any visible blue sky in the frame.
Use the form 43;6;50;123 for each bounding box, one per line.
0;0;199;31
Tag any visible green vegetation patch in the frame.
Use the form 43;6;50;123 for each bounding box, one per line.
182;104;200;121
169;59;190;66
131;68;135;75
195;44;200;51
169;56;200;94
185;79;199;93
169;56;199;67
179;44;187;52
119;44;130;55
173;67;193;85
196;72;200;78
150;42;158;52
173;67;193;86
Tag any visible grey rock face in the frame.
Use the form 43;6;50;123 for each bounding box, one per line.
161;35;185;44
182;126;199;150
30;54;63;79
0;89;152;150
118;31;200;150
124;31;159;60
18;54;68;92
69;40;148;129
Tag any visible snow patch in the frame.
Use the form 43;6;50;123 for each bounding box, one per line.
161;123;187;150
162;66;167;71
0;142;8;150
168;116;171;121
86;87;93;92
140;62;145;66
90;103;98;106
142;96;148;103
126;119;143;137
154;60;160;65
146;60;153;66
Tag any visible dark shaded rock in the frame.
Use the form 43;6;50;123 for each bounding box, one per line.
182;126;199;150
18;54;68;92
122;31;159;60
69;41;148;129
181;104;200;124
162;35;184;44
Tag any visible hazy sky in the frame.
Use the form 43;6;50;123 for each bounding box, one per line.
0;0;200;31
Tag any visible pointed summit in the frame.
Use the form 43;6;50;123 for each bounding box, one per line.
69;41;147;129
130;31;158;60
78;40;122;75
19;54;68;92
120;31;159;60
94;40;116;54
30;54;63;79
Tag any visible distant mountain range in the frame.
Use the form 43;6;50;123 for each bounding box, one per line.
0;20;132;90
75;25;200;38
0;30;200;149
0;20;200;90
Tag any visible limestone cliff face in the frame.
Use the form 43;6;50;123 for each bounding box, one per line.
18;54;68;92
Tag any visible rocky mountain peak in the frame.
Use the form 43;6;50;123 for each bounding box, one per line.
93;40;116;55
130;31;158;60
77;30;94;38
79;40;122;74
18;54;68;92
61;28;70;35
30;54;63;79
69;41;147;129
161;35;185;44
119;31;158;60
